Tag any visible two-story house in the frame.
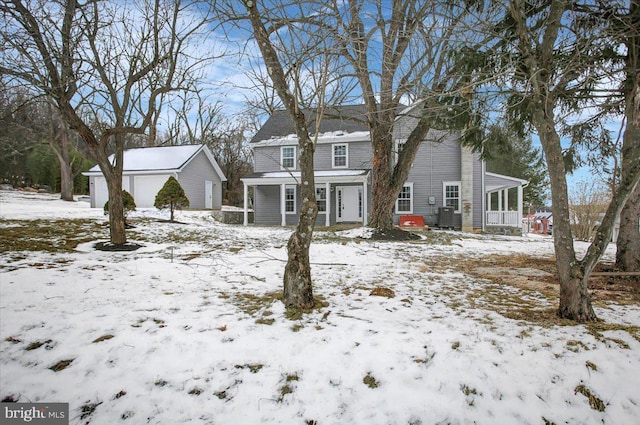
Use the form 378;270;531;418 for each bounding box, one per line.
241;104;527;233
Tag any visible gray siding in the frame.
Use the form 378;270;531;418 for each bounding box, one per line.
390;128;484;229
253;182;374;227
254;141;373;173
254;186;283;224
254;145;287;173
177;151;223;209
313;141;373;170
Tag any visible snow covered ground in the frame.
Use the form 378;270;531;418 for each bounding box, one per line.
1;190;638;424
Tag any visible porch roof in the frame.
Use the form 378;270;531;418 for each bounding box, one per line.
242;169;369;186
485;172;528;193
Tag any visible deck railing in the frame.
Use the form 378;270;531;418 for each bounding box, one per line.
486;211;521;227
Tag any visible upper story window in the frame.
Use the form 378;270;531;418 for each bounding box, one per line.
443;181;461;213
394;139;406;165
315;186;327;213
332;144;348;168
395;182;413;214
281;146;296;169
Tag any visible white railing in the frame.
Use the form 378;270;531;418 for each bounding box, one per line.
486;211;521;227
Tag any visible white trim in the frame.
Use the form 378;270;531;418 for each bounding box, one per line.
243;182;249;226
395;182;414;214
242;170;369;186
332;143;349;168
280;146;296;170
325;182;331;227
443;181;461;214
485;171;529;185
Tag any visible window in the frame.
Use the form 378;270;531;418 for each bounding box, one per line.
395;183;413;214
394;139;406;165
281;146;296;169
316;186;327;213
443;182;461;213
284;185;296;214
332;144;348;168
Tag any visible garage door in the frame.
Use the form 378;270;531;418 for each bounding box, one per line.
134;175;170;207
94;176;130;208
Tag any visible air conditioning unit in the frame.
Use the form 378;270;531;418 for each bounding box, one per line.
438;207;454;228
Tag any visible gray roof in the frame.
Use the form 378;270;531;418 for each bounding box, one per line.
251;105;370;143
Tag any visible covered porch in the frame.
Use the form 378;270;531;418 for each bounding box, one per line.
241;170;370;227
485;172;529;230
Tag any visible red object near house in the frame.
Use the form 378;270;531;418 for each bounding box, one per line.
400;215;425;227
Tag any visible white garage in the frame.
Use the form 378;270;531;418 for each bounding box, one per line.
84;144;226;210
132;174;172;208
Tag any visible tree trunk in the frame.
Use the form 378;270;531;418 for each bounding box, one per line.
58;158;74;201
55;132;74;201
616;183;640;271
283;134;318;309
244;1;318;309
367;114;424;231
368;135;395;231
91;135;127;245
532;110;597;321
616;1;640;272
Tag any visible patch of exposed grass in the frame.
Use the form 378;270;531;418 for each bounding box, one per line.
80;401;102;420
234;363;263;374
276;373;300;403
92;334;114;343
232;291;282;317
188;387;202;395
585;361;598;372
0;219;106;253
25;339;53;351
363;373;379;389
585;322;640;345
460;384;478;396
567;340;590;352
574;384;606;412
49;358;74;372
255;317;275;325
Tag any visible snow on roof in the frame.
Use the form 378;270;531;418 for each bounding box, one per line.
86;144;203;173
242;169;369;185
251;131;371;147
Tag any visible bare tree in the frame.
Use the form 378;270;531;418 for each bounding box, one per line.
313;0;494;235
220;0;346;308
1;0;215;245
502;0;640;321
569;180;611;242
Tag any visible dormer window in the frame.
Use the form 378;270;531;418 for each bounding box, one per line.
332;144;348;168
281;146;296;169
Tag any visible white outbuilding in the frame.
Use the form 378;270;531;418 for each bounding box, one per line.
83;144;226;209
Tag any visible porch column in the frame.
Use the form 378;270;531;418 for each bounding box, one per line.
280;183;286;227
325;182;331;227
504;188;509;211
486;192;492;211
517;184;523;228
363;178;368;226
243;182;248;226
498;189;503;212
